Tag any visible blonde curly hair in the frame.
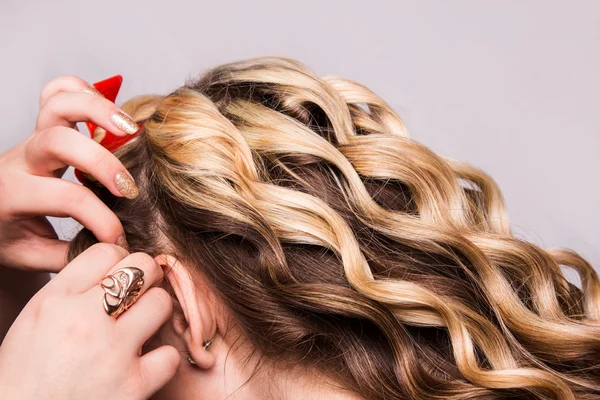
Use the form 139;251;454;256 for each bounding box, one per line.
70;57;600;399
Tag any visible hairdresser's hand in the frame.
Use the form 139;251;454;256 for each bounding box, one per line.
0;244;180;400
0;76;140;272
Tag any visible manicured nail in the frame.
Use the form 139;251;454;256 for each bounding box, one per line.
116;235;130;251
111;111;139;135
114;171;139;199
82;86;104;97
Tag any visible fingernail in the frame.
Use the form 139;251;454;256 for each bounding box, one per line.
116;235;130;251
111;111;139;135
82;86;104;97
114;171;139;199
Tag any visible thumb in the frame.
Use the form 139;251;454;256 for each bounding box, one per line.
8;236;69;272
138;346;181;398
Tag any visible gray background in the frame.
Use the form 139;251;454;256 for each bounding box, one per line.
1;1;598;276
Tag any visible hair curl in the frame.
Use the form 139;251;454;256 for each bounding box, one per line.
69;57;600;399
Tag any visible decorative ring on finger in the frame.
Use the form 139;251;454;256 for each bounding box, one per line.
100;267;144;317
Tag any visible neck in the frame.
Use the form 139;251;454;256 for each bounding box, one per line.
249;364;363;400
202;339;362;400
152;326;362;400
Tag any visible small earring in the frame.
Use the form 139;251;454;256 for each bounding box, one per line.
187;338;215;365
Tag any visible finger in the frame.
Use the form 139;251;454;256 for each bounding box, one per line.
84;252;164;315
55;243;129;292
36;91;139;136
117;287;172;347
6;236;68;272
38;75;101;109
6;217;68;271
95;252;164;297
17;215;60;239
137;345;181;397
25;126;139;199
5;176;125;246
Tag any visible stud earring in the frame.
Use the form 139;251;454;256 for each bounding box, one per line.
187;338;215;365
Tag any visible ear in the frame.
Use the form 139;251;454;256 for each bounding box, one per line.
155;254;217;369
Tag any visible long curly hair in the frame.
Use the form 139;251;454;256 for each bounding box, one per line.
69;57;600;399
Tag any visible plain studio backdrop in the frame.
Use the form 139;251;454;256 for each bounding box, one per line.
0;1;598;280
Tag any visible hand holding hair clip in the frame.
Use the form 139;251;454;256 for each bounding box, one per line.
75;75;143;183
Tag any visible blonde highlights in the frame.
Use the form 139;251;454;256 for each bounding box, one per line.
70;57;600;399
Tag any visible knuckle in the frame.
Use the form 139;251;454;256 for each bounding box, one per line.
24;133;41;161
64;186;123;236
41;92;64;115
40;75;86;98
29;126;61;154
63;314;95;341
37;126;63;144
65;185;91;210
59;75;87;85
88;147;112;172
39;79;55;99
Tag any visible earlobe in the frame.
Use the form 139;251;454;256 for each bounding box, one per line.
183;330;217;369
155;254;217;369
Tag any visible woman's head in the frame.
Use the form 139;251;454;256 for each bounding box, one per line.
69;57;600;399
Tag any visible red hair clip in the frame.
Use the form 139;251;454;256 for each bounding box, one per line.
75;75;142;183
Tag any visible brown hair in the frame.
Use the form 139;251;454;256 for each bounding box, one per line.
69;57;600;399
